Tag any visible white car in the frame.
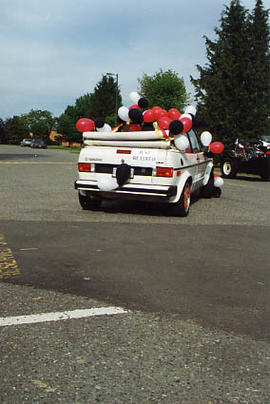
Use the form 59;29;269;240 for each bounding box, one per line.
20;138;32;147
74;128;222;216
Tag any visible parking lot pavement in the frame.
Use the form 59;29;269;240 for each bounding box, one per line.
1;219;269;342
0;146;270;403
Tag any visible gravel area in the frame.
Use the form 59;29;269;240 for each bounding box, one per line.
1;289;269;404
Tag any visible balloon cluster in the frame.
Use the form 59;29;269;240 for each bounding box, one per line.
118;92;197;134
75;89;224;157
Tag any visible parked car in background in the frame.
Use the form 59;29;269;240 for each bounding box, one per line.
259;135;270;147
20;138;32;147
31;139;47;149
220;138;270;180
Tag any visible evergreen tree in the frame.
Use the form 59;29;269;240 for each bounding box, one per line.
191;0;265;146
91;75;122;122
58;75;122;141
0;118;8;144
56;113;81;144
5;116;29;144
74;93;94;119
248;0;270;135
138;69;189;111
57;93;95;144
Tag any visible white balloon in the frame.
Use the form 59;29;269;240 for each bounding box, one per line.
118;106;129;122
184;105;197;116
200;131;213;147
103;123;112;132
180;113;192;121
129;91;140;104
96;125;104;132
97;123;112;132
214;176;224;188
174;135;189;151
97;177;118;191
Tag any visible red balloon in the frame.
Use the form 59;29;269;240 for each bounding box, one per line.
158;116;172;130
153;109;168;120
160;109;169;117
152;106;162;112
129;124;142;132
129;104;140;110
168;108;181;120
143;109;155;123
209;142;225;154
179;116;192;133
76;118;95;132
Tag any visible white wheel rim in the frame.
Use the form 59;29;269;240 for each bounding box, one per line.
223;162;232;175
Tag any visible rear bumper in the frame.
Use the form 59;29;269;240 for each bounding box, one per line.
74;180;177;202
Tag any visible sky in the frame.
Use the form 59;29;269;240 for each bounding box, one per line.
0;0;261;119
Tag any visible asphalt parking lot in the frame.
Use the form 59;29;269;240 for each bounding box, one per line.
0;145;269;403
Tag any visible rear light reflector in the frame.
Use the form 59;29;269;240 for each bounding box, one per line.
156;167;174;177
78;162;91;172
117;149;131;154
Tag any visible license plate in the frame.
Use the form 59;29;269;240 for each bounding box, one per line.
131;149;158;167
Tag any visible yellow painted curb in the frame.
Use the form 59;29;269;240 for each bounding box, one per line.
0;234;20;279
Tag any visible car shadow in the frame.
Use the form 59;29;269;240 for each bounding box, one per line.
100;195;198;217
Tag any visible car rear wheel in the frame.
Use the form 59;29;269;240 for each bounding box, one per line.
212;186;222;197
200;168;214;198
171;181;191;217
78;191;102;210
221;158;238;178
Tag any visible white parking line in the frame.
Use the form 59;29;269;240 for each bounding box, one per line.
0;307;128;327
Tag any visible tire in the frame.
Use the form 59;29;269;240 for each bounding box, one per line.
171;181;191;217
78;191;102;211
212;186;222;198
221;158;237;178
200;168;214;198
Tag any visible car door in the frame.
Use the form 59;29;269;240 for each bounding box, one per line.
186;130;208;189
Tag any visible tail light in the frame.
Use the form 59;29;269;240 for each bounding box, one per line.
117;149;131;154
156;167;174;177
78;162;91;172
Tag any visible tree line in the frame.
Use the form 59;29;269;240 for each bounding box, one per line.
0;0;268;148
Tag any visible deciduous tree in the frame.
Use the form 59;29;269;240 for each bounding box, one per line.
23;110;55;142
138;69;189;111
